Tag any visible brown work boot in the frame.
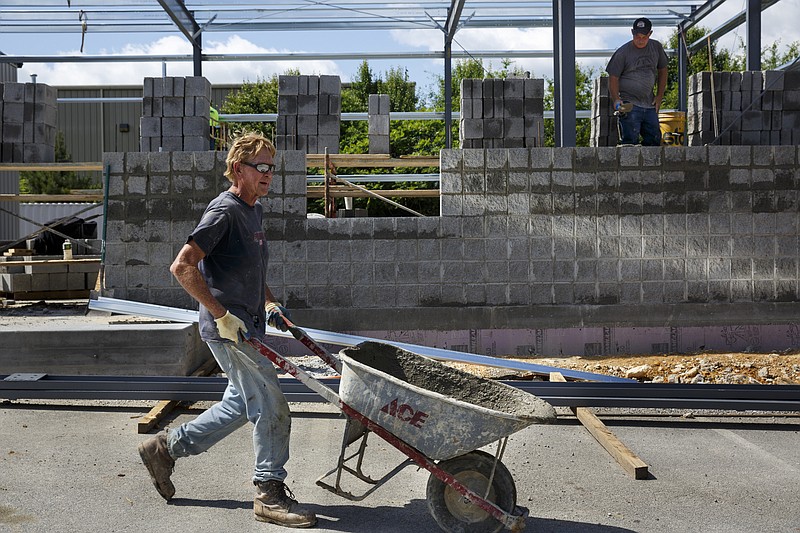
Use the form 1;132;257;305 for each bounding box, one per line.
254;480;317;528
138;431;176;501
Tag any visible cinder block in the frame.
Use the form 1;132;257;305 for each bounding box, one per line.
503;98;523;117
186;135;211;152
297;95;318;115
482;79;494;99
461;118;483;139
278;95;297;116
140;116;161;137
369;135;390;154
319;75;340;95
173;77;185;97
484;118;503;138
317;135;339;153
182;116;208;136
297;115;318;135
184;76;211;98
160;135;183;152
23;143;54;163
2;102;23;124
279;75;299;95
328;95;341;115
2;83;24;103
504;78;524;98
318;114;339;136
161;117;182;136
368;114;389;135
307;76;319;96
461;79;472;99
162;97;185;117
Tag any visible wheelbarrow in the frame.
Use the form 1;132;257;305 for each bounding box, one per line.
247;321;556;533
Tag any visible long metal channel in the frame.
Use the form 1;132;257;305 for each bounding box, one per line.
2;375;799;411
88;297;633;383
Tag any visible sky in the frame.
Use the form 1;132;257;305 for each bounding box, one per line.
1;1;798;100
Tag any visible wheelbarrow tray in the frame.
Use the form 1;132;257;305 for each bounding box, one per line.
339;341;555;461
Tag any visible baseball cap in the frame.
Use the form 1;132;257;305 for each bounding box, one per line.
632;17;652;34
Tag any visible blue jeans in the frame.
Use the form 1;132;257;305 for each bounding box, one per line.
167;341;291;483
618;105;661;146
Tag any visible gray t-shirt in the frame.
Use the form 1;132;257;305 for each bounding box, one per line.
189;191;269;342
606;39;668;108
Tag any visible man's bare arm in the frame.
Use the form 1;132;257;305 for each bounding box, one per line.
170;240;226;319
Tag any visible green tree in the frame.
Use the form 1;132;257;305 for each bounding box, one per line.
219;74;284;140
761;39;800;70
19;131;95;194
543;63;596;147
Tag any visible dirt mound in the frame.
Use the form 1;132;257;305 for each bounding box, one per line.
448;351;800;385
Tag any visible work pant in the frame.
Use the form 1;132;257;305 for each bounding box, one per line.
618;105;661;146
167;340;291;483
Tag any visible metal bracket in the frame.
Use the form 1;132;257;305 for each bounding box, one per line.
4;373;47;382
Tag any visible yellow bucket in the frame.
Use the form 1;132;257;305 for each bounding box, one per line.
659;111;686;146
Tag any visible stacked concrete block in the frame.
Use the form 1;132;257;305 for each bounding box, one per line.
459;78;544;149
687;70;800;146
140;76;211;152
276;75;341;154
0;255;100;298
590;77;620;147
1;82;57;162
368;94;390;154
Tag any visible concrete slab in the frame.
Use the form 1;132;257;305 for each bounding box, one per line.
0;315;212;376
0;402;798;532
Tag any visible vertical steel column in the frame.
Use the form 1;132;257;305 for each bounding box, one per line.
553;0;576;147
193;31;202;77
746;0;761;71
678;23;688;114
444;38;453;148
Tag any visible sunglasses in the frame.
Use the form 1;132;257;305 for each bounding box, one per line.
241;161;276;174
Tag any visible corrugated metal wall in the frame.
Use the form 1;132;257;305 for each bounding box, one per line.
57;83;239;164
18;202;103;240
0;56;20;241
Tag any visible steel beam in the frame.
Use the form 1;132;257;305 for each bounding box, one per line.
3;374;800;412
746;0;761;71
553;0;577;147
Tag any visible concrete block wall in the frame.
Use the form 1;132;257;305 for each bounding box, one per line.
102;145;800;335
100;150;307;307
590;77;620;147
140;77;212;152
687;70;800;146
276;75;341;154
460;78;544;149
368;94;390;154
0;82;57;163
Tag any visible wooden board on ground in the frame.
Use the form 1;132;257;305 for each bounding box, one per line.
137;357;221;434
550;372;650;480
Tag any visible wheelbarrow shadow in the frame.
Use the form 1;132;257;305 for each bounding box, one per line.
167;497;636;532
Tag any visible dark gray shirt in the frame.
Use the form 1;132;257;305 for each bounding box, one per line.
189;191;269;342
606;39;668;108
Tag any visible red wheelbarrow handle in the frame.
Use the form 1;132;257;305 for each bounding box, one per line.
281;316;343;374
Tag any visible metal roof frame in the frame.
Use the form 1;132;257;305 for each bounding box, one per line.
0;0;790;146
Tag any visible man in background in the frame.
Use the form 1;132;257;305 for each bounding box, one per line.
607;17;669;146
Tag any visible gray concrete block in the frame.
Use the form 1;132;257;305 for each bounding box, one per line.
2;101;23;124
503;98;523;117
328;95;341;115
162;117;182;136
318;114;339;136
297;114;318;135
319;75;340;95
461;118;483;139
504;78;524;98
183;136;209;152
162;97;184;117
139;116;161;137
278;95;297;116
183;116;208;136
185;76;211;98
368;114;389;135
161;136;183;151
297;95;318;115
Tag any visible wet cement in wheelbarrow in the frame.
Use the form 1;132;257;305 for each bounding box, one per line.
341;341;554;421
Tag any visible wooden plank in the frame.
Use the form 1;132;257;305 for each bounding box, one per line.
137;357;221;434
550;372;650;480
306;187;439;199
306;153;439;168
0;162;103;172
0;194;103;202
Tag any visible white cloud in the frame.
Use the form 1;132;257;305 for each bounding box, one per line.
19;35;345;86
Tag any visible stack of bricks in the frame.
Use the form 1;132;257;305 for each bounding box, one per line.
1;82;57;162
276;75;341;154
459;78;545;149
590;77;620;147
687;70;800;146
368;94;390;154
140;76;212;152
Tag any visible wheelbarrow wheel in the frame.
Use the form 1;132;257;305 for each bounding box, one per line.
426;450;516;533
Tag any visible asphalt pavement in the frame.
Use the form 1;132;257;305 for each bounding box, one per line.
1;400;799;533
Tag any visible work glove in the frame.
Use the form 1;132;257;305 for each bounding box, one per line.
266;302;291;332
214;311;249;343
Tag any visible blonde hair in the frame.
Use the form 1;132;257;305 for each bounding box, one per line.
224;132;276;182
